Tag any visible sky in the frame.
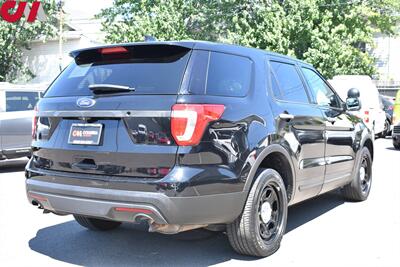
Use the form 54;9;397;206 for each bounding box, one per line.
63;0;114;20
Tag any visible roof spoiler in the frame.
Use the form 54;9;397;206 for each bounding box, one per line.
69;42;195;59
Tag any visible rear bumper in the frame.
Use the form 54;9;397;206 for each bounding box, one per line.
26;173;245;225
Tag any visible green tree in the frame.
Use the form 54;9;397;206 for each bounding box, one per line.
99;0;400;78
0;0;58;82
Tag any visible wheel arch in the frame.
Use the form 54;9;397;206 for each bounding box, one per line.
243;144;296;203
363;137;374;161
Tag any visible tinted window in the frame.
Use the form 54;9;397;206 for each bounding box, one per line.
183;50;209;95
6;91;39;112
206;52;251;97
45;46;191;97
381;96;393;108
270;61;309;103
302;68;341;108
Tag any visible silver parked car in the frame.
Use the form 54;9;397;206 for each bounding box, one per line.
0;83;44;160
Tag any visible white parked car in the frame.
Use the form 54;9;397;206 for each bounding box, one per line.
0;83;46;160
328;75;387;137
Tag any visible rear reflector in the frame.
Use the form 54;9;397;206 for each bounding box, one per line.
171;104;225;146
99;46;128;55
29;193;48;202
114;207;153;214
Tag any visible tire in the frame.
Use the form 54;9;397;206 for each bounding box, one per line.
74;215;121;231
227;169;288;257
379;120;390;138
394;142;400;150
342;147;372;201
386;119;392;136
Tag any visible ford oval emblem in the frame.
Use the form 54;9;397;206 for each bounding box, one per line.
77;98;96;108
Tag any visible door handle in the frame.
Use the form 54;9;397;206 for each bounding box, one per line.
279;113;294;121
327;117;337;123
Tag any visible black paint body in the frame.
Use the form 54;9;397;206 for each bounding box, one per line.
26;41;373;225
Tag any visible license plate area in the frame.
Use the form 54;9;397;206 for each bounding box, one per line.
68;123;103;145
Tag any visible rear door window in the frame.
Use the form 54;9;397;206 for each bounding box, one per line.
45;45;191;97
6;91;39;112
185;51;252;97
270;61;310;103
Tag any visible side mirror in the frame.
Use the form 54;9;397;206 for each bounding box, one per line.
347;88;360;98
346;88;361;111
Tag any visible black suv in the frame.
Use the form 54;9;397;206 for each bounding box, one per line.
26;41;374;257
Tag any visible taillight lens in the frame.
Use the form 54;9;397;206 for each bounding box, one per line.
99;46;128;55
32;106;38;139
171;104;225;146
364;110;370;124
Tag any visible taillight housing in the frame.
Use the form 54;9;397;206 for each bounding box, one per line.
32;106;38;139
364;110;370;124
171;104;225;146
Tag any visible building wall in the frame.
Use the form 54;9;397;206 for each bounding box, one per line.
372;33;400;81
22;36;100;84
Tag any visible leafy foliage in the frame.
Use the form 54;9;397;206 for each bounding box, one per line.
99;0;400;78
0;0;57;82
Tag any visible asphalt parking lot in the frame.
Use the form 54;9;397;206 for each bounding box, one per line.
0;138;399;267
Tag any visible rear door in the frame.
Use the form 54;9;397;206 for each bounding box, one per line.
33;44;191;179
301;67;357;193
0;91;39;155
267;58;326;203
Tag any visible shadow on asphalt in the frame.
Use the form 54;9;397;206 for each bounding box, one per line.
29;191;344;266
286;190;344;233
30;222;253;266
0;159;28;173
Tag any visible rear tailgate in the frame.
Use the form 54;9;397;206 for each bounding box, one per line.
31;44;191;178
33;95;177;178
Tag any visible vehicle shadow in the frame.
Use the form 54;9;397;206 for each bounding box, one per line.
286;190;344;233
0;159;28;173
29;191;344;266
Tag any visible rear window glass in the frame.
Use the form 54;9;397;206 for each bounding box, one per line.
185;51;252;97
45;45;191;97
6;91;39;112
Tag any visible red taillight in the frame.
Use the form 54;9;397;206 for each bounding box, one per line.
99;46;128;55
389;105;393;111
32;106;38;139
171;104;225;146
364;110;370;124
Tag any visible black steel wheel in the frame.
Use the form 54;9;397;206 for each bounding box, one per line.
227;169;288;257
257;183;284;243
342;147;372;201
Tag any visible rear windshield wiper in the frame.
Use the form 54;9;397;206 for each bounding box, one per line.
89;84;135;94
